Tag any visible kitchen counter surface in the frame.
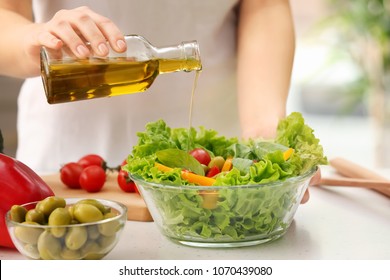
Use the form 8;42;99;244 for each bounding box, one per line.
2;167;389;260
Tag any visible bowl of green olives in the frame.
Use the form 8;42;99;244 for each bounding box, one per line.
5;196;127;260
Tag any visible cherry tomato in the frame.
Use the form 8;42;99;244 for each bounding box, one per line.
206;166;220;178
79;165;106;193
78;154;106;170
117;170;138;193
189;148;211;166
60;162;84;189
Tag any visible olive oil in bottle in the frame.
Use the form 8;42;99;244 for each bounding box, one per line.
40;35;201;104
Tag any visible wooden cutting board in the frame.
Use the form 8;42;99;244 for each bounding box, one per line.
40;172;153;222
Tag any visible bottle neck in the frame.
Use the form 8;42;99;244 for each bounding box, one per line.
155;41;202;73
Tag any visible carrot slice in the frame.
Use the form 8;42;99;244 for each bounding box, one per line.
155;162;216;186
155;162;173;172
155;162;219;209
221;157;233;172
181;171;216;186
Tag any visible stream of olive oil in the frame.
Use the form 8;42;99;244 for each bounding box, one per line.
187;70;201;150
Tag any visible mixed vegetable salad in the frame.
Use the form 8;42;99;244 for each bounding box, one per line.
124;112;326;185
123;112;327;242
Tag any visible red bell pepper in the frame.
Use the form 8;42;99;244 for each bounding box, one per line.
0;153;54;248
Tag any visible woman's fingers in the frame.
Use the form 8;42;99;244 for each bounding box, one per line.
301;168;321;204
41;6;126;58
79;7;127;53
301;189;310;204
36;31;63;50
310;168;322;186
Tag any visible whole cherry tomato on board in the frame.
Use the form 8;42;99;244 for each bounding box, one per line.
117;170;138;193
77;154;107;170
189;148;211;166
79;165;106;193
60;162;84;189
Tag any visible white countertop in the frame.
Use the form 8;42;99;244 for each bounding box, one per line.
2;166;389;260
1;115;389;260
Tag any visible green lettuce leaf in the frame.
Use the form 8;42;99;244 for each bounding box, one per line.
156;148;205;175
276;112;328;173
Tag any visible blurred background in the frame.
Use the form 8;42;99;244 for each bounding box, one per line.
289;0;389;169
0;0;389;168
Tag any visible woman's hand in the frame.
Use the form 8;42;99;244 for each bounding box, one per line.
301;168;322;204
0;4;126;77
26;6;126;59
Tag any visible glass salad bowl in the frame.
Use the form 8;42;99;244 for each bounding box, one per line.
125;113;326;248
130;168;316;248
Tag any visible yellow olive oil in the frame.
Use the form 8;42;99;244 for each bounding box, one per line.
41;58;202;104
187;70;201;150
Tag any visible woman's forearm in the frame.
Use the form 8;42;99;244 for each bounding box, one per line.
0;0;44;78
0;8;42;78
237;0;295;139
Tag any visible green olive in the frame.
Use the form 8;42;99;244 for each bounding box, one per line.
22;243;40;259
73;204;104;223
208;156;225;170
67;205;75;219
76;199;109;215
37;231;62;260
60;247;82;260
98;212;121;237
10;205;27;223
87;225;101;240
65;226;88;250
98;235;117;253
81;241;103;260
49;208;72;225
201;164;210;174
48;207;72;237
83;252;106;260
36;196;66;218
14;221;43;245
25;209;45;224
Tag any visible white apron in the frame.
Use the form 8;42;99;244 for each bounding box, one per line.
17;0;240;173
